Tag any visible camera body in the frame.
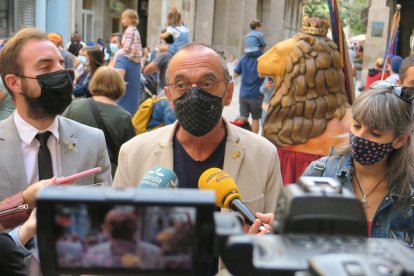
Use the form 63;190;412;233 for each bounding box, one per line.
37;177;414;276
218;231;414;275
37;186;216;276
275;177;367;236
215;177;414;275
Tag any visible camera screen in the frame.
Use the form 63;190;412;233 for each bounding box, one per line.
54;203;196;270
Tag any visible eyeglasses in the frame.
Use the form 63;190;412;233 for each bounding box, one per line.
167;78;225;97
369;80;414;103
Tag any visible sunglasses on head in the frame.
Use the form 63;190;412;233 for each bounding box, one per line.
369;80;414;103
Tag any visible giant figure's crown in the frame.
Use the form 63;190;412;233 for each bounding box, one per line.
301;16;330;36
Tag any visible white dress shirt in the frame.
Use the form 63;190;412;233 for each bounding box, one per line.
13;111;62;185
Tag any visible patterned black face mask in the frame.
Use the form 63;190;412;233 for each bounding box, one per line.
349;132;394;165
173;87;223;137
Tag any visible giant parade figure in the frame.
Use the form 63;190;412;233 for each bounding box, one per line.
257;16;353;185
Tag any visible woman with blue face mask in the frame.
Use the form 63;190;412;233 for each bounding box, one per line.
73;47;104;98
302;81;414;245
74;48;87;85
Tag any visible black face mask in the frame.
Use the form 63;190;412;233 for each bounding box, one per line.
173;87;223;137
20;70;73;115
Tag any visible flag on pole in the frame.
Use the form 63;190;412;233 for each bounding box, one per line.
382;4;401;80
328;0;355;104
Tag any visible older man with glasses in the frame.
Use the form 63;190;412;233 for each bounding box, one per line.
113;44;282;239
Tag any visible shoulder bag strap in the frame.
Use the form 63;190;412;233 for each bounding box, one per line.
309;159;328;177
308;147;335;177
87;99;117;161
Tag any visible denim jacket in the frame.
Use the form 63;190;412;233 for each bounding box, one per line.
303;154;414;247
148;92;176;130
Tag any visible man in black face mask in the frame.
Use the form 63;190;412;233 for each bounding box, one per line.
0;27;112;272
114;44;282;236
0;27;112;197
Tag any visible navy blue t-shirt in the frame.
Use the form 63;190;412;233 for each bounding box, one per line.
173;134;226;189
173;134;225;275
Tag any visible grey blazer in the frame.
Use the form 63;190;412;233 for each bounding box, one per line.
0;115;112;200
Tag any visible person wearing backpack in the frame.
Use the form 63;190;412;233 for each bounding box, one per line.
132;91;176;134
135;31;176;135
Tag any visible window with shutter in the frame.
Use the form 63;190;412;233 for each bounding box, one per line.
15;0;35;30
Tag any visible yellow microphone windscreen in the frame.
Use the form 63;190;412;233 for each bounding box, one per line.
198;168;241;208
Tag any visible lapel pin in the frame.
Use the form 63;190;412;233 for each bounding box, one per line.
63;141;76;153
231;151;241;159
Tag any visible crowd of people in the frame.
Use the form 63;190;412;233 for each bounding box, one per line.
0;6;413;276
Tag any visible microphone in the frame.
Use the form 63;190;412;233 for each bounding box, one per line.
198;168;265;229
138;166;179;189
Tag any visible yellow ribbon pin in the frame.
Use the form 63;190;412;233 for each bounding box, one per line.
231;151;241;159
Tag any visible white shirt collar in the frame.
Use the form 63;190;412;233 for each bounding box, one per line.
13;111;60;145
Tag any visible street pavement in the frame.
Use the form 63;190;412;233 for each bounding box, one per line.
222;77;241;123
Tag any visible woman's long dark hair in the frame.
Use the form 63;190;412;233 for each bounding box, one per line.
85;47;104;76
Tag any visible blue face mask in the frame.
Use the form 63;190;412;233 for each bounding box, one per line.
78;55;88;65
109;43;119;54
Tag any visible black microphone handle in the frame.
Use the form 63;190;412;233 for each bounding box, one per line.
229;198;258;226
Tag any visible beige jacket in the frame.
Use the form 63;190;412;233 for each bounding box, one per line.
113;119;282;214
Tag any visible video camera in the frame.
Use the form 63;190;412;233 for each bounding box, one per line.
37;187;216;276
274;176;367;236
215;177;414;275
37;177;414;276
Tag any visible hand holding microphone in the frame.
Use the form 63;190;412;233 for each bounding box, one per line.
198;168;271;234
247;212;274;235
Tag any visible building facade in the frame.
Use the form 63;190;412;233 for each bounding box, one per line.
2;0;305;55
70;0;138;46
0;0;140;47
362;0;414;85
146;0;305;59
0;0;73;42
2;1;411;63
0;0;36;38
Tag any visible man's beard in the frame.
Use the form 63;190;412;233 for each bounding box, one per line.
21;80;54;120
